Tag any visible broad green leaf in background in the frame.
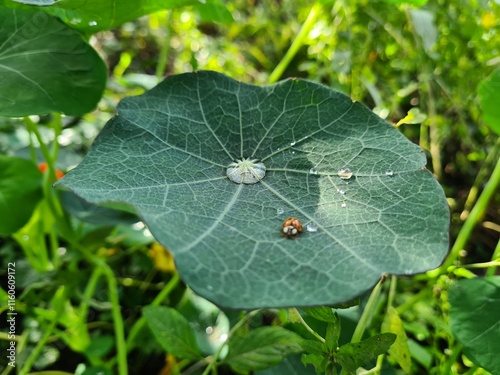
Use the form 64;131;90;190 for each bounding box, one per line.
143;305;202;360
0;9;107;116
478;68;500;135
0;155;42;235
5;0;233;33
55;71;449;308
449;277;500;374
223;326;303;372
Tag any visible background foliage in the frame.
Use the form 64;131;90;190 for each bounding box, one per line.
0;0;499;374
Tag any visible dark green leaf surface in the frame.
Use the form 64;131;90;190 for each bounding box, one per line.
143;305;201;360
55;71;449;308
449;277;500;374
0;9;107;116
224;326;303;372
0;156;43;235
303;307;338;322
257;354;317;375
478;68;500;135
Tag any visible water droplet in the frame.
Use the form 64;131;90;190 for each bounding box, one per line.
205;326;213;334
207;285;214;291
385;169;394;176
290;141;296;146
276;207;284;215
337;189;345;195
226;158;266;184
341;202;347;208
88;20;97;26
220;333;228;342
306;223;318;232
22;235;29;241
309;168;318;175
338;168;353;180
70;18;82;24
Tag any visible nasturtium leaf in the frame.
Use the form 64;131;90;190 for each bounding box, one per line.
478;68;500;135
55;71;449;308
449;277;500;374
224;326;303;372
0;9;107;117
143;305;201;360
2;0;232;33
0;156;43;235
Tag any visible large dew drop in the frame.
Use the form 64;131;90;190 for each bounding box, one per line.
226;158;266;184
337;167;353;180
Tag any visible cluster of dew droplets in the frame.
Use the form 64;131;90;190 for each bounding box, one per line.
337;167;353;208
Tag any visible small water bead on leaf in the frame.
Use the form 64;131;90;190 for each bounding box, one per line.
290;141;296;146
337;188;346;195
341;202;347;208
309;168;319;175
306;223;318;232
226;158;266;184
338;167;353;180
385;169;394;176
88;20;97;26
276;207;284;215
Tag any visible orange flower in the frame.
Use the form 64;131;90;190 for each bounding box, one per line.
38;162;65;179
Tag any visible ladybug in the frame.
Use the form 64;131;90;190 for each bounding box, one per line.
281;217;303;238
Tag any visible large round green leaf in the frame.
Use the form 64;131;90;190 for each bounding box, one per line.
0;8;107;116
55;71;449;308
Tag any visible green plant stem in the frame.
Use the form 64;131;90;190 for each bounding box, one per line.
19;316;58;375
486;239;500;276
292;307;325;343
351;277;384;343
268;2;322;83
387;275;397;308
428;153;500;277
102;265;128;375
201;310;260;375
126;273;180;351
156;10;172;81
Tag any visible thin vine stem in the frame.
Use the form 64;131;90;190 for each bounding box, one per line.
291;307;325;343
351;277;384;343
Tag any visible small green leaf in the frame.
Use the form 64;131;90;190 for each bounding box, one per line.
301;353;329;374
449;277;500;374
478;68;500;135
224;326;303;372
143;305;201;360
336;333;396;374
303;307;337;322
0;9;107;116
381;306;411;373
300;340;327;356
325;320;340;353
0;156;42;235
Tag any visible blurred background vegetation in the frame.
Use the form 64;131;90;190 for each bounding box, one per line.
1;0;499;373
